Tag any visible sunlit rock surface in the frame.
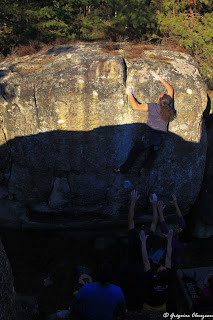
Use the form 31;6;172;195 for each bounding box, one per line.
0;43;208;228
0;239;16;320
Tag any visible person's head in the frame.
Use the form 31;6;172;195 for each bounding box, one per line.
96;261;113;285
157;93;165;104
158;93;174;122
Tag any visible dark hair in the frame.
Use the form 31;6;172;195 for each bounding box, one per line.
159;94;174;122
96;261;113;284
178;228;192;243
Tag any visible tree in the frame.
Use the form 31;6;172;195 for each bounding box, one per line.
156;0;213;88
80;0;158;41
0;0;50;54
27;0;88;42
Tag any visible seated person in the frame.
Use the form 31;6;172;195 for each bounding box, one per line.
70;261;126;320
140;228;173;311
193;274;213;313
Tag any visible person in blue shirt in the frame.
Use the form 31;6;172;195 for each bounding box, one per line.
70;261;126;320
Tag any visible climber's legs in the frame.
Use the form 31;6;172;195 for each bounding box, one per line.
117;141;147;173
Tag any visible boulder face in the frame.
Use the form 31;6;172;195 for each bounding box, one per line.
0;43;208;228
0;239;16;320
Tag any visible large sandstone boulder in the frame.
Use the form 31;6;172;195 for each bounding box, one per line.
0;239;16;320
0;43;207;228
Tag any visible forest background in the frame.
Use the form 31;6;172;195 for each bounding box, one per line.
1;0;213;89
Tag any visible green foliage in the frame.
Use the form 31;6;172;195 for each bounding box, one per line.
0;0;47;54
0;0;212;88
56;0;159;41
27;0;84;41
80;14;107;40
156;0;213;88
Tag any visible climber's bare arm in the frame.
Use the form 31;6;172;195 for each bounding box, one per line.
153;74;174;98
126;87;148;112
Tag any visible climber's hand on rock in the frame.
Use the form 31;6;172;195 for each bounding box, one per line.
126;87;133;95
153;73;162;81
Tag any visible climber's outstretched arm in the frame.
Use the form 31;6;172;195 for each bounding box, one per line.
153;74;174;98
126;87;148;112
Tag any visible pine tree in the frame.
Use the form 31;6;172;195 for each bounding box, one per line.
156;0;213;88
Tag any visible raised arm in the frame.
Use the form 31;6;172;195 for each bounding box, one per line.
157;200;169;235
164;229;173;269
128;190;140;230
157;200;165;223
140;230;150;272
149;193;158;233
153;74;174;98
171;194;182;218
171;194;186;229
126;87;148;112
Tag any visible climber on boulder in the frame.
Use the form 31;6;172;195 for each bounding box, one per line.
114;73;174;174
